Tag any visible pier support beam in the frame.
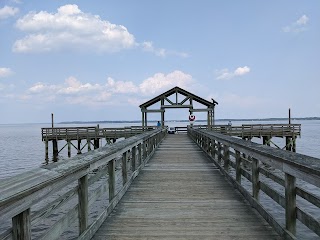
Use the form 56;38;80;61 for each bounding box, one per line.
45;141;49;163
94;139;99;149
52;140;58;162
67;140;71;158
77;140;82;154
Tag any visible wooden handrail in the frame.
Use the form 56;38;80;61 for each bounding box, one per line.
0;128;167;240
188;128;319;239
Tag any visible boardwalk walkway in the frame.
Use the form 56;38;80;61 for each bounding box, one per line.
92;134;281;240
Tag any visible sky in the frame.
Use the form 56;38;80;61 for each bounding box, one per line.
0;0;319;124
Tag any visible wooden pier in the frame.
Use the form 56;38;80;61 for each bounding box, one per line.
1;127;320;240
92;134;280;239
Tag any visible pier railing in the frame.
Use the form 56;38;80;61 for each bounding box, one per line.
192;123;301;138
188;127;320;239
0;128;166;240
41;125;158;141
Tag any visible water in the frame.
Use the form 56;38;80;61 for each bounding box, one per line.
0;120;319;179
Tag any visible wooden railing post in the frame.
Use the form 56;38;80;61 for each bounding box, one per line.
252;157;260;200
211;139;216;158
235;150;241;183
132;146;136;171
217;142;222;164
108;159;115;201
78;175;88;234
223;145;230;171
12;209;31;240
143;140;147;161
122;151;127;185
138;143;142;167
285;173;296;235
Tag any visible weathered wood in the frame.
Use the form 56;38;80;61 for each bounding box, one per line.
78;175;88;234
137;143;142;167
67;140;71;158
223;144;230;171
131;146;136;171
52;139;58;162
251;157;260;200
12;208;31;240
235;150;241;183
285;173;296;235
122;151;128;185
108;159;115;201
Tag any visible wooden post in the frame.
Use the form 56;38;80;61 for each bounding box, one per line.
67;140;71;158
51;113;54;128
108;159;115;201
286;137;292;151
223;145;230;171
94;139;99;149
45;140;49;163
161;98;165;127
131;146;136;172
12;208;31;240
122;151;127;185
142;111;145;128
289;108;291;124
235;150;241;183
78;175;88;234
144;112;148;129
217;142;222;164
211;139;216;158
87;139;91;151
77;139;81;154
285;173;296;235
52;139;58;162
252;157;260;200
292;137;296;152
138;143;142;166
143;140;147;161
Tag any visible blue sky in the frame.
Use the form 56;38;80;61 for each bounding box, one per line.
0;0;319;123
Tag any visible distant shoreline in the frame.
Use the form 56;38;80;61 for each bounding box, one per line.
59;117;320;124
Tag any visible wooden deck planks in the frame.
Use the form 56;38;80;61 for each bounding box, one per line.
92;134;281;240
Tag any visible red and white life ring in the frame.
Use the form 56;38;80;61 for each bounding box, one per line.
189;114;196;122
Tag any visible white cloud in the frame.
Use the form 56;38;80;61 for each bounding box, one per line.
141;41;188;58
106;77;139;93
216;66;250;80
139;70;194;95
12;4;187;57
23;70;196;107
0;68;14;77
0;5;19;19
283;15;309;33
13;4;136;53
57;77;100;94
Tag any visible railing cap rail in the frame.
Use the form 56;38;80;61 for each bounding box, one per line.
193;128;320;176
